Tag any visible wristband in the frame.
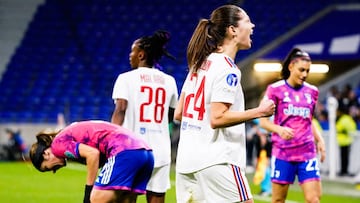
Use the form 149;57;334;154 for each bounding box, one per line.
83;185;93;203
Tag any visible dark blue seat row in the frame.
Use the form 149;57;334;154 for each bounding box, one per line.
1;0;356;123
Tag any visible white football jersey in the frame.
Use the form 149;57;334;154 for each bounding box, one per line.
112;67;178;167
176;53;246;173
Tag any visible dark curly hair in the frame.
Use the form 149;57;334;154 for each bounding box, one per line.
137;30;175;67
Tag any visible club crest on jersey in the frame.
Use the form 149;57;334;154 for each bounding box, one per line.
283;92;291;102
305;93;312;104
140;127;146;134
226;73;238;87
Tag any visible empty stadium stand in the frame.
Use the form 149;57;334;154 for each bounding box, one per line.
0;0;359;123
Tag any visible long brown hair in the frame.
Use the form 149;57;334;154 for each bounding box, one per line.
186;5;243;72
29;130;59;172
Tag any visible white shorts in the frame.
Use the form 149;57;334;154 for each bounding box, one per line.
146;164;171;193
176;164;253;203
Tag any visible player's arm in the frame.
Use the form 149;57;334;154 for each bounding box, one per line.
259;116;294;140
78;144;100;203
78;143;100;185
174;92;185;122
210;98;275;129
259;116;278;134
111;99;127;125
312;121;326;162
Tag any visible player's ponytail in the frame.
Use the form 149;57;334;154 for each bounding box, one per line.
187;5;243;73
152;30;176;61
138;30;175;67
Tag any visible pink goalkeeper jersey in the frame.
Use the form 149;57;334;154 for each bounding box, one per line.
51;121;151;161
265;80;318;162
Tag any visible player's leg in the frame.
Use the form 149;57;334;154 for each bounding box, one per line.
116;191;138;203
300;181;321;203
145;164;171;203
146;191;165;203
298;157;322;203
91;189;138;203
176;172;205;203
271;183;289;203
270;156;296;203
90;189;116;203
93;150;154;202
196;164;253;203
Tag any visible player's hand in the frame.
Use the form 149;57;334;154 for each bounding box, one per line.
258;99;275;117
278;126;294;140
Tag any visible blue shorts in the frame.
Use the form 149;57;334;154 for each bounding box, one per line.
94;149;154;194
270;156;320;185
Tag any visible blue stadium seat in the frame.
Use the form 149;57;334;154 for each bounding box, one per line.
1;0;356;123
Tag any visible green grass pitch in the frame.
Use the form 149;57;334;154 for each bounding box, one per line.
0;162;359;203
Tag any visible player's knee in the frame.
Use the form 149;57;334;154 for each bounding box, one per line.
90;190;115;203
147;190;165;197
304;194;320;203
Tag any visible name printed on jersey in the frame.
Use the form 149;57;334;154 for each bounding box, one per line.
140;74;165;84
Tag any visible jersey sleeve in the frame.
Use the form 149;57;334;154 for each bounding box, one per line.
211;68;240;104
112;73;129;101
51;135;80;159
264;85;277;103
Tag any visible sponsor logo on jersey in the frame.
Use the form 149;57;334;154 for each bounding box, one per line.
181;122;188;130
226;73;238;87
181;121;201;131
140;127;162;134
283;104;311;118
